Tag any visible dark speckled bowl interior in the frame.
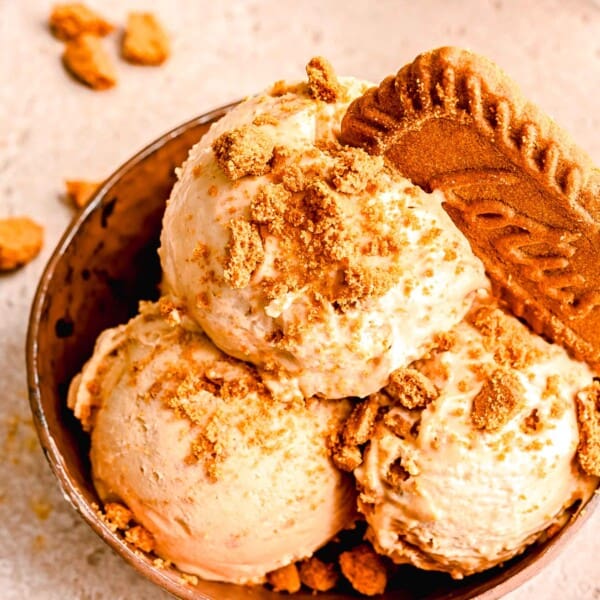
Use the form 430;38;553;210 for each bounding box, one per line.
26;105;599;600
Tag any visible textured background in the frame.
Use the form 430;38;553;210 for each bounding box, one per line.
1;1;599;598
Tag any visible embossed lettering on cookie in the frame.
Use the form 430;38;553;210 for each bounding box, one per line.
340;46;600;372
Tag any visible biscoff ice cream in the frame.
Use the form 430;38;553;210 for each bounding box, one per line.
68;299;356;584
66;53;600;596
159;62;489;399
342;301;599;578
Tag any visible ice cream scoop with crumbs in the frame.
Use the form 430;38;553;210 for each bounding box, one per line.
69;300;356;584
159;67;488;399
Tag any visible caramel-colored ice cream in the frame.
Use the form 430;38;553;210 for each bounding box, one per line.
68;300;356;584
351;302;598;578
159;70;489;399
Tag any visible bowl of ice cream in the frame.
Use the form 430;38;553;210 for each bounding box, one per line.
27;51;600;600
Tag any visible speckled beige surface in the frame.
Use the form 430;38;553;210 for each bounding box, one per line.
1;1;600;598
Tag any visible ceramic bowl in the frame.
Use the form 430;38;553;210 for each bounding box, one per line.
26;105;599;600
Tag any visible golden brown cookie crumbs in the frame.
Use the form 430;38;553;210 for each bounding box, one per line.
251;183;291;234
339;544;387;596
299;556;338;592
179;573;199;586
306;56;344;103
342;395;379;446
49;3;113;40
385;367;439;410
468;305;539;369
521;408;542;434
575;382;600;476
331;148;384;194
266;563;301;593
223;218;264;288
65;179;101;208
212;125;275;181
253;114;279;126
121;12;170;66
104;502;132;530
471;369;525;432
329;434;363;472
62;33;117;90
0;217;44;271
125;524;155;553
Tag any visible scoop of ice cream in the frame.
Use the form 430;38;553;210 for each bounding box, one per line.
348;301;598;578
68;299;356;584
159;63;489;399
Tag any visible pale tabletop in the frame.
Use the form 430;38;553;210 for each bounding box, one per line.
1;1;599;599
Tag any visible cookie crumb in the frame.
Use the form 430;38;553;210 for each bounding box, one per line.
104;502;132;530
223;218;264;288
62;33;117;90
121;12;170;66
342;395;379;445
125;524;155;553
575;382;600;476
49;3;113;40
385;367;439;410
299;556;338;592
212;125;275;180
330;433;363;472
306;56;343;103
65;179;101;208
471;369;525;432
339;544;387;596
266;563;301;593
331;148;384;194
0;217;44;271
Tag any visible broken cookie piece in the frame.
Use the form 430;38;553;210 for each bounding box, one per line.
0;217;44;271
49;2;113;40
62;33;117;90
65;179;101;208
121;12;170;66
212;125;275;180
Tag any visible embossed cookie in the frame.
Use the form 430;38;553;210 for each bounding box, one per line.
340;46;600;370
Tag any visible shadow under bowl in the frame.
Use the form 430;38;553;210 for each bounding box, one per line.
26;105;599;600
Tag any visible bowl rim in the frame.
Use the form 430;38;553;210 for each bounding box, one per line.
25;103;600;600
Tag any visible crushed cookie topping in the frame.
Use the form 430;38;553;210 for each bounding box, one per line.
384;367;439;410
223;218;264;288
468;305;541;369
575;382;600;476
212;124;275;180
306;56;344;103
471;369;525;431
331;148;385;194
227;141;417;313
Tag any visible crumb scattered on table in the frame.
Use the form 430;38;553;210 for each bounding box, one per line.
49;2;114;41
62;33;117;90
121;12;170;66
65;179;101;208
0;217;44;271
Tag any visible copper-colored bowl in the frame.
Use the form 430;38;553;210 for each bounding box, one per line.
26;105;599;600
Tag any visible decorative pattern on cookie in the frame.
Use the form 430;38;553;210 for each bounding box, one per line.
340;46;600;370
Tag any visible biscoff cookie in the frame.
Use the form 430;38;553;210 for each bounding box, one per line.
340;46;600;371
